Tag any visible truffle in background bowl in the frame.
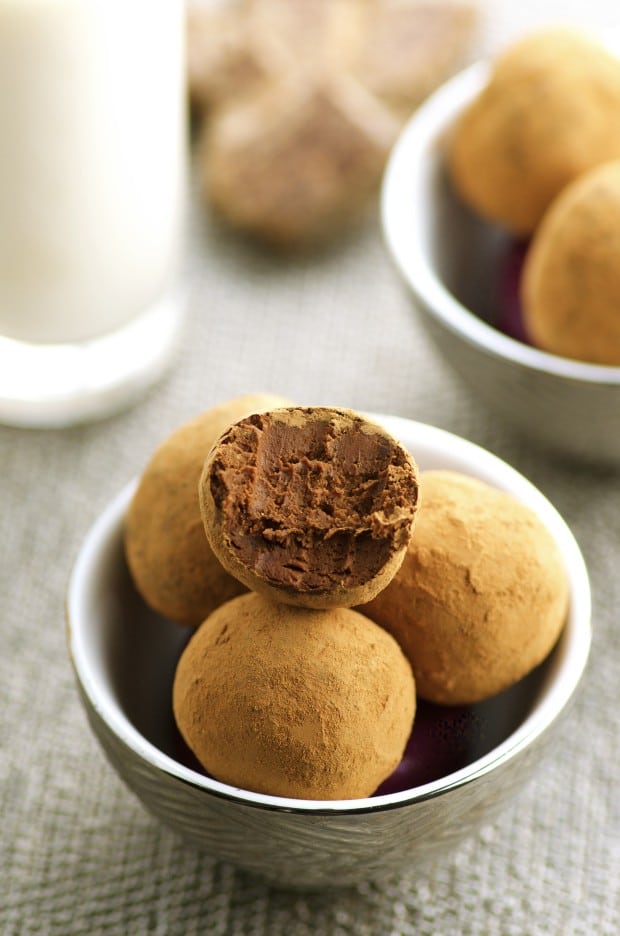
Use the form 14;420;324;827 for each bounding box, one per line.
381;62;620;462
66;415;591;890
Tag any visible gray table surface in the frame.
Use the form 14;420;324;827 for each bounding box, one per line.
3;2;619;933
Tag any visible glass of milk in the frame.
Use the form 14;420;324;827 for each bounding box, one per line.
0;0;187;426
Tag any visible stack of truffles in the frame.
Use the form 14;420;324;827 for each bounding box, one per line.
125;397;569;801
187;0;478;248
448;27;620;365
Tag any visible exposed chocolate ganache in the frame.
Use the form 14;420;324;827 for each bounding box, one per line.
204;407;419;593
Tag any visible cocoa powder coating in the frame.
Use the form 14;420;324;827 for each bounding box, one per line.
124;393;291;626
522;160;620;365
199;406;419;608
448;28;620;235
172;592;416;800
361;470;569;705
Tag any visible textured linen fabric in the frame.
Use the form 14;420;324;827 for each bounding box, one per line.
2;2;619;933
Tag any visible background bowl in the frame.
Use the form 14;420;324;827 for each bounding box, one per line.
66;415;591;890
381;63;620;463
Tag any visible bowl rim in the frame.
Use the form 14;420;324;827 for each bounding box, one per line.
381;61;620;387
66;414;592;816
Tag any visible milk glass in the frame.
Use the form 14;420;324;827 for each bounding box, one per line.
0;0;186;425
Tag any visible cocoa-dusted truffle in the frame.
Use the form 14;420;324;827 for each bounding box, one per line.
361;470;569;705
188;0;478;248
522;160;620;365
172;592;416;800
125;393;291;627
188;0;478;122
199;406;419;608
349;0;478;121
447;28;620;235
186;2;288;114
200;73;401;249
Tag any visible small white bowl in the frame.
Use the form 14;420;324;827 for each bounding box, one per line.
381;63;620;462
66;415;591;889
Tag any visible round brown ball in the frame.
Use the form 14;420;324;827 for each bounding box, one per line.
199;406;419;609
448;28;620;235
522;160;620;365
361;470;569;705
200;73;400;249
125;393;291;626
172;592;416;800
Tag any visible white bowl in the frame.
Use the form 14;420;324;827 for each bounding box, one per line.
381;63;620;462
66;415;591;889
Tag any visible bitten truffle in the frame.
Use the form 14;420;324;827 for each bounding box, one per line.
172;592;416;800
125;393;291;626
199;406;419;608
447;28;620;235
361;470;569;705
521;160;620;365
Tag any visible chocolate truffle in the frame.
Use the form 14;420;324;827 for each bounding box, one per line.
200;73;400;248
521;160;620;365
361;470;569;705
186;2;289;114
125;393;291;627
448;28;620;235
349;1;478;122
199;406;419;609
188;0;477;247
172;592;416;800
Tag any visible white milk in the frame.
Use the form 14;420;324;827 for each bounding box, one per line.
0;0;186;344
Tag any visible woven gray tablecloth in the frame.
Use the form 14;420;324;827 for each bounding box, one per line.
2;2;619;933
